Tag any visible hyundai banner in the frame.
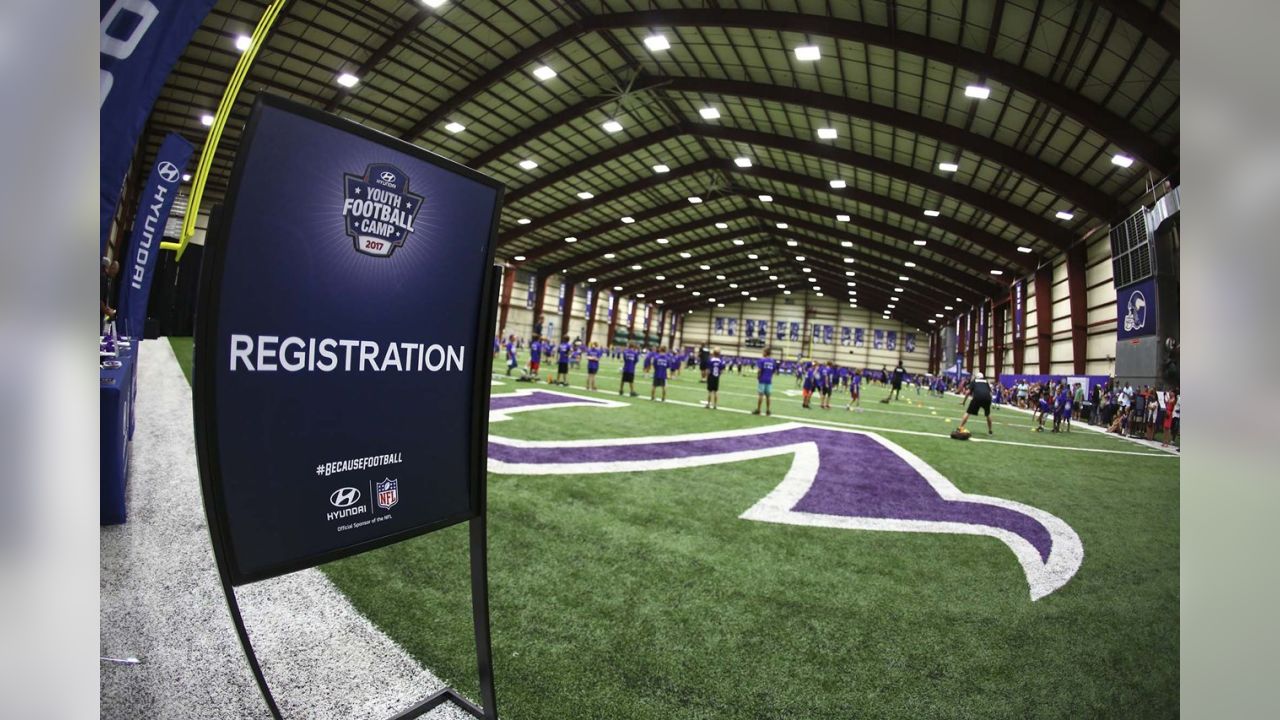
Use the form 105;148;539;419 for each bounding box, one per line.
116;132;193;338
100;0;216;254
193;97;503;584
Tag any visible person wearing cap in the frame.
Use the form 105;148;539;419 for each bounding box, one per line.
956;370;995;436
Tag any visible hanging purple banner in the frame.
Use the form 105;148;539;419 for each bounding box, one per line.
116;131;194;337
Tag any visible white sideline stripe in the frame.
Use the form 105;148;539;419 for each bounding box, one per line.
488;387;627;423
490;416;1082;601
100;340;473;720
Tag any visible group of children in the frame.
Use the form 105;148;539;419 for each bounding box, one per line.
497;336;927;418
1026;380;1084;433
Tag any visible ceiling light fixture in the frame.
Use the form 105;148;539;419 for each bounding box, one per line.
699;107;721;120
1055;210;1075;220
518;159;538;170
938;162;959;172
816;127;837;140
234;35;252;52
532;65;556;81
336;73;359;88
445;121;465;133
734;157;753;168
964;85;991;99
829;179;846;189
602;119;624;133
644;34;670;51
652;164;670;173
794;45;821;61
1111;153;1134;168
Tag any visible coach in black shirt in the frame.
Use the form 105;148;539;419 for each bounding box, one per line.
956;371;994;435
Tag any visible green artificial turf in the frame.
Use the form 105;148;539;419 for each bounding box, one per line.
168;337;1178;719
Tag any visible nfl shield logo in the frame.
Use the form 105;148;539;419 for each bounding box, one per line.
376;478;399;510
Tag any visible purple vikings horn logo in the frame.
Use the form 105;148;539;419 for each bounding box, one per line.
487;389;1083;601
342;163;423;258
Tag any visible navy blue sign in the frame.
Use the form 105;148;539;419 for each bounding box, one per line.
1117;277;1158;340
194;96;503;584
100;0;216;254
117;132;193;338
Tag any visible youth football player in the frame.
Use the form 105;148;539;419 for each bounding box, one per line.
845;368;863;411
650;346;670;402
555;335;571;386
819;361;835;410
705;348;723;409
585;342;602;391
504;334;518;375
801;362;816;409
753;348;776;416
528;335;542;380
619;343;639;397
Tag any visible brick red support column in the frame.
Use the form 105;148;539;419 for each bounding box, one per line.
531;272;550;339
497;266;517;337
1034;265;1054;375
1066;244;1089;374
560;281;575;340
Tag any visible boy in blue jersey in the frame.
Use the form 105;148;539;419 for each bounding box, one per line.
1052;383;1073;433
555;334;571;386
705;348;723;409
504;334;518;375
650;346;670;402
642;346;653;378
819;361;835;410
528;335;542;380
753;347;776;416
845;368;863;411
801;362;816;409
1034;390;1052;432
585;341;602;391
619;343;640;397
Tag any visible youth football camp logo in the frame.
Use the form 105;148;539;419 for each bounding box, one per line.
342;163;423;257
1123;289;1148;332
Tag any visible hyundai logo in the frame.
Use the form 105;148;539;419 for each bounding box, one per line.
379;170;396;183
329;487;361;508
157;161;180;183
